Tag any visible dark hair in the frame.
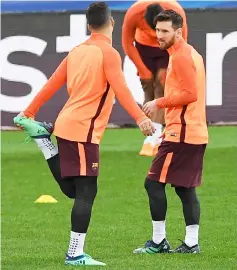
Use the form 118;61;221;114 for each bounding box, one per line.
86;2;111;29
144;4;163;30
154;10;183;29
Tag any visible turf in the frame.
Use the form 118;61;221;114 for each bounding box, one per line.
1;127;237;269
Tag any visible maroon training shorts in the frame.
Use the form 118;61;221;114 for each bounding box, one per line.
135;41;169;74
147;141;207;188
56;137;99;178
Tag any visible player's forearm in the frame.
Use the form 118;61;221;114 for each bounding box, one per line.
122;36;152;79
24;57;67;117
156;90;197;108
24;84;58;117
24;74;66;117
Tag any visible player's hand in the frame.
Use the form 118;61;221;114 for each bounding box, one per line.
143;100;157;118
138;69;153;80
15;112;25;129
138;118;156;136
15;111;32;129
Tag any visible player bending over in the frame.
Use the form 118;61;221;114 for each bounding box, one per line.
122;0;187;156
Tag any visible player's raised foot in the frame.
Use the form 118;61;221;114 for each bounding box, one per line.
133;239;171;254
65;253;106;266
13;116;53;139
171;240;200;254
139;143;155;156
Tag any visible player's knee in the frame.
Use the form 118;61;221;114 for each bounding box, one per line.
79;184;98;204
89;184;98;202
74;176;98;202
175;186;195;194
156;69;167;87
144;177;152;191
145;178;165;195
175;187;198;203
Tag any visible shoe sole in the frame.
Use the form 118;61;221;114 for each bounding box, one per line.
65;261;106;266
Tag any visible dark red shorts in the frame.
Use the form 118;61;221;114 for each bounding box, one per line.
56;137;99;178
135;41;169;74
147;141;207;188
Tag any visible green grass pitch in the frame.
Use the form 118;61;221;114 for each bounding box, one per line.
1;127;237;269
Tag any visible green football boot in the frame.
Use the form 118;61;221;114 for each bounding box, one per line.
65;253;106;266
133;239;171;254
13;116;53;141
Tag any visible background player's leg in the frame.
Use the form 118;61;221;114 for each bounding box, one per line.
67;176;97;257
139;79;156;156
152;48;169;155
153;68;166;154
175;187;200;247
135;41;160;156
145;178;167;244
154;68;166;127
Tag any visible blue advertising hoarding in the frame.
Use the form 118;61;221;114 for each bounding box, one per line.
2;0;237;13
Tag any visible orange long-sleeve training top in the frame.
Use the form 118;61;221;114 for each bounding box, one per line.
122;0;188;79
156;38;208;144
24;33;147;144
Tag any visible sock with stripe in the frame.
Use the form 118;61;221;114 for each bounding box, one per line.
34;138;58;160
67;231;86;257
68;176;98;257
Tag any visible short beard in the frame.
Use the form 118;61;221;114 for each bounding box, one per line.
160;35;176;50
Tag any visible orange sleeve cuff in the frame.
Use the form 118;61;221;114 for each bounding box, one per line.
23;110;35;118
156;98;166;109
136;114;148;125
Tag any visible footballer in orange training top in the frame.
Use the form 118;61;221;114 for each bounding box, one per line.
13;2;155;266
134;9;208;255
122;0;188;156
